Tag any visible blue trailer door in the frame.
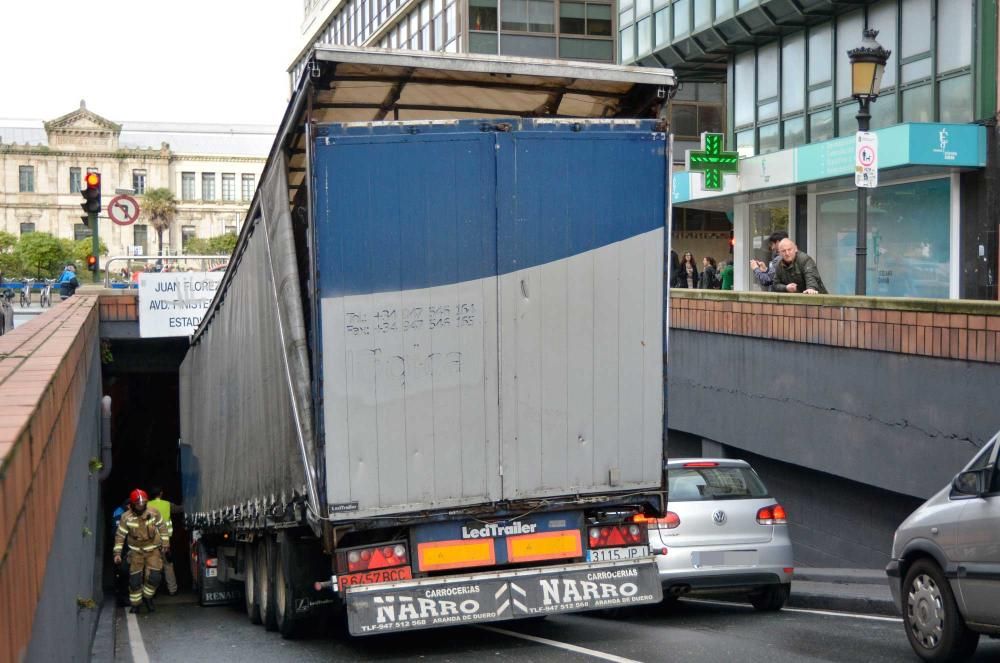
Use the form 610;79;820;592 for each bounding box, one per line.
495;121;667;500
314;125;503;518
313;120;666;519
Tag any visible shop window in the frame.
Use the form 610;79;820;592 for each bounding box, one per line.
902;85;932;123
816;179;950;298
939;76;973;124
470;0;497;31
749;200;790;280
781;33;805;114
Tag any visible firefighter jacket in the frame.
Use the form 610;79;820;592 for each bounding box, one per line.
113;506;169;555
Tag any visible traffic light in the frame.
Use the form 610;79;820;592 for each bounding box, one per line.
80;172;101;224
729;231;735;254
87;255;97;272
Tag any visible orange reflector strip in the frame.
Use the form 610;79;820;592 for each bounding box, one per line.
506;530;582;564
417;539;496;572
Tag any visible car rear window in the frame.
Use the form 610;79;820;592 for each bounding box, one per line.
668;466;769;501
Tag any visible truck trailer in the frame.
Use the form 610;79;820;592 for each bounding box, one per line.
179;46;676;637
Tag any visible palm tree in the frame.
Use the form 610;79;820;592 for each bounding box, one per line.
141;188;178;256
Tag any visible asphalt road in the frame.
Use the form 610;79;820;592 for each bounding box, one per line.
117;595;1000;663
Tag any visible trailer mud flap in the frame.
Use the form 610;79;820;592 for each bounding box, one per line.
346;558;661;635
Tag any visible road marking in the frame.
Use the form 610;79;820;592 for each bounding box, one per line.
682;598;903;623
126;610;151;663
478;625;643;663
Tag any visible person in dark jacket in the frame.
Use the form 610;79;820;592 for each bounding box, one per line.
699;256;719;289
772;239;827;294
669;249;681;288
677;252;699;288
57;264;79;300
750;230;788;289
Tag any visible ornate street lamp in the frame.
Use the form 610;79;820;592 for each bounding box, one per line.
847;29;891;295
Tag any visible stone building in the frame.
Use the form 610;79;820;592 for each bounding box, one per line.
0;101;272;265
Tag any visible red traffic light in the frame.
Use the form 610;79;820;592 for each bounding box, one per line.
84;172;100;189
87;255;97;271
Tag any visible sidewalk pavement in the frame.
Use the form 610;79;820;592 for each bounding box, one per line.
789;567;898;616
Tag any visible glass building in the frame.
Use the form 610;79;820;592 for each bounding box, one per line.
292;0;617;84
622;0;999;300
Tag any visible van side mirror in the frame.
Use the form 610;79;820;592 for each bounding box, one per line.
952;469;985;496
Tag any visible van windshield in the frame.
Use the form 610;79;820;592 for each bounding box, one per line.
668;466;769;501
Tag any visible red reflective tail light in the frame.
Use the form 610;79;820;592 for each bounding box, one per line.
587;524;647;549
647;511;681;530
756;504;787;525
338;543;409;573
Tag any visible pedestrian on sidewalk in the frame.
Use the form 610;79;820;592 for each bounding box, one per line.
148;486;183;596
772;239;828;295
720;259;734;291
699;256;720;289
113;489;170;613
677;252;699;289
750;231;788;290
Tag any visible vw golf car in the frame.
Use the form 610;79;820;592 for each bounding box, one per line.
648;459;794;610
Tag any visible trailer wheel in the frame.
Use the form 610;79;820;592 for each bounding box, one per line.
257;537;278;631
275;536;304;639
243;543;261;624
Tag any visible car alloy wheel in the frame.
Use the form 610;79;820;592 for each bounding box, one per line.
907;573;944;649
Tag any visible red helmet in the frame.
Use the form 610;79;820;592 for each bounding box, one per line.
130;489;149;505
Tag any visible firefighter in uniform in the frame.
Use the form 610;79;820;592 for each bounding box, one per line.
113;489;170;613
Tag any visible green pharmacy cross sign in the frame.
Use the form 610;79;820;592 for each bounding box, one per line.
686;132;739;191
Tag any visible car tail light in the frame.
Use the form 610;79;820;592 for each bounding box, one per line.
682;461;719;468
587;524;647;549
756;504;788;525
205;558;218;568
340;543;409;573
647;511;681;530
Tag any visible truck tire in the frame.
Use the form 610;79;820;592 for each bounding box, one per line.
275;536;303;639
257;537;278;631
244;543;262;625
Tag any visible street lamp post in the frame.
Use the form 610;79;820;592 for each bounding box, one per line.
847;29;891;295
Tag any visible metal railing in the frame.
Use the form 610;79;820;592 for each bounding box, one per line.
102;255;231;288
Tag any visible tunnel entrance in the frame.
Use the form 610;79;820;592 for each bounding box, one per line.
100;337;193;594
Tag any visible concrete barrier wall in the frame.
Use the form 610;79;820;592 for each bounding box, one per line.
0;296;102;663
668;290;1000;500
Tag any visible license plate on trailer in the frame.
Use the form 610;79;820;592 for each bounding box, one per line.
338;566;413;591
586;546;649;562
693;550;757;567
205;568;218;577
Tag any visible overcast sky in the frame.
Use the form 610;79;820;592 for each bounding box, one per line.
1;1;300;126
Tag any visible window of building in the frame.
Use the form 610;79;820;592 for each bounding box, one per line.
501;0;554;33
673;0;689;38
471;0;498;30
19;166;34;193
222;173;236;201
19;223;35;235
559;2;610;35
816;178;950;298
182;226;197;251
781;32;805;114
74;223;93;241
70;167;82;193
182;172;196;200
133;225;148;255
734;50;755;128
225;225;237;235
133;169;147;195
202;173;216;201
835;10;864;102
242;174;255;201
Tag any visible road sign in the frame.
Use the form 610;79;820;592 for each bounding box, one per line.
108;194;140;226
855;131;878;188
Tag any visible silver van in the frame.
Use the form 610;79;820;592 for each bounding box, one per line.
886;430;1000;662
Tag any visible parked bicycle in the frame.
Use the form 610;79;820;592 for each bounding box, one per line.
19;279;35;308
40;279;56;308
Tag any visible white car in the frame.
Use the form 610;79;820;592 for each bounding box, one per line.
648;458;794;610
886;430;1000;662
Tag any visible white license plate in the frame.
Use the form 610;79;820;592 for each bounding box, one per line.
205;567;218;577
586;546;649;562
693;550;757;567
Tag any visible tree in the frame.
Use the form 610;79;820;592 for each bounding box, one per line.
71;237;108;266
183;233;237;257
141;188;178;256
0;231;17;281
15;232;68;278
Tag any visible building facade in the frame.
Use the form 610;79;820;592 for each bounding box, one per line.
623;0;999;301
292;0;617;82
0;102;271;265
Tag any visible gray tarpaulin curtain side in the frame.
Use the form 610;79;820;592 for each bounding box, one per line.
180;151;319;523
